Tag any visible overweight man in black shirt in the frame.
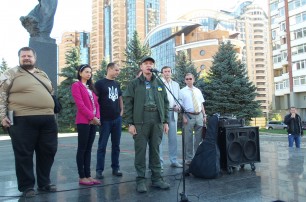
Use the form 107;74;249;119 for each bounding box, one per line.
95;62;123;179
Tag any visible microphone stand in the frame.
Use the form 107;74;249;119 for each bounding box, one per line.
151;70;190;202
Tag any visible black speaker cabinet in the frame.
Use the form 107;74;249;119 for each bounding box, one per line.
218;126;260;173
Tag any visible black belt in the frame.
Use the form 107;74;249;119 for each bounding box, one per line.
188;112;201;115
144;108;158;112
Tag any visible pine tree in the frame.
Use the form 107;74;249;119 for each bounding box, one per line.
117;31;151;91
0;58;9;74
203;41;261;120
94;58;108;81
57;47;80;129
173;51;204;89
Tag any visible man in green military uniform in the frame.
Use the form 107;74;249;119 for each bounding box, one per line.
123;56;170;193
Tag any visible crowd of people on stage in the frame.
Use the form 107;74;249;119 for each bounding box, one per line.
1;47;302;197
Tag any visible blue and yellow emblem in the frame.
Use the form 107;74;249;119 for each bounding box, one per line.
157;86;163;91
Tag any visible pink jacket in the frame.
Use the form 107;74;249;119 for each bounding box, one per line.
71;81;100;124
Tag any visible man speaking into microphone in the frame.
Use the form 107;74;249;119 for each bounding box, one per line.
123;56;170;193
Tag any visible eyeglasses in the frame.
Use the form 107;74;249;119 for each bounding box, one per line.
185;78;193;80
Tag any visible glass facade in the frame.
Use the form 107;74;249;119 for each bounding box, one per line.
104;5;111;60
145;0;160;34
127;0;136;42
149;28;175;70
79;32;90;64
229;1;253;18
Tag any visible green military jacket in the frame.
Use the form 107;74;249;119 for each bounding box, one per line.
123;74;169;125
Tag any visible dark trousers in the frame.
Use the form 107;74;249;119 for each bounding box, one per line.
76;124;97;178
96;116;122;173
8;115;58;192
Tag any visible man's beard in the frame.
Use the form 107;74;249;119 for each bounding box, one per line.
20;63;35;70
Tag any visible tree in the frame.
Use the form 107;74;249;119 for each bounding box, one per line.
117;31;151;91
57;47;80;129
173;51;204;89
0;58;9;74
94;58;108;81
203;41;261;121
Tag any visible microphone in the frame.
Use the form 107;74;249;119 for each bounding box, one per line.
150;68;160;73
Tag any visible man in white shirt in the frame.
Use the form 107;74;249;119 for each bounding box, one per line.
159;66;183;169
179;73;206;164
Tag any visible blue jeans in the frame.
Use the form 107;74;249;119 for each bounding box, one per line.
96;116;122;173
288;134;301;148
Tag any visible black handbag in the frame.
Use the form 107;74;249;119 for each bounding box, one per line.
21;67;62;114
52;95;62;113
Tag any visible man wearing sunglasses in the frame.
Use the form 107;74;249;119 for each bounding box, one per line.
179;73;206;165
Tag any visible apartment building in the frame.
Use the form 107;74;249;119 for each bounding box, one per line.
269;0;306;118
238;4;272;116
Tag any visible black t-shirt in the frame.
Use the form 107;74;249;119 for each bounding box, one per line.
95;78;122;121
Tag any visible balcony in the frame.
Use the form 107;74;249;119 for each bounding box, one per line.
274;73;289;83
273;62;283;69
281;59;288;66
275;87;290;96
292;68;306;77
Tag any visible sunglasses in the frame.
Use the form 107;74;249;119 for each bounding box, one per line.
185;78;193;80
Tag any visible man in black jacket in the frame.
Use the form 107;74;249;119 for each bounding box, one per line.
284;107;303;148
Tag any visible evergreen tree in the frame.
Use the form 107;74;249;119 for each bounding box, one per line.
203;41;261;121
57;47;80;129
0;58;9;74
94;58;108;81
117;31;151;91
173;51;204;89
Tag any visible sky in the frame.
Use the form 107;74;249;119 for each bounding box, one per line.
0;0;268;67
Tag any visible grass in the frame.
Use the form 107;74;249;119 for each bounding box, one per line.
259;128;287;134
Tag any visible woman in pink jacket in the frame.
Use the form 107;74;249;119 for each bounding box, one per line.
71;64;101;186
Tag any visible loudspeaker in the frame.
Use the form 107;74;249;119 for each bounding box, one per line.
218;126;260;172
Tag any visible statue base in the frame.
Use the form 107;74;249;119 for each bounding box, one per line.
29;37;58;92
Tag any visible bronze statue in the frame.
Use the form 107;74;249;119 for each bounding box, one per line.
20;0;58;39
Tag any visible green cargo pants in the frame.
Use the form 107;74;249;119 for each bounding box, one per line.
134;111;163;183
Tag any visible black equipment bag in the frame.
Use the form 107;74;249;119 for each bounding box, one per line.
189;114;220;179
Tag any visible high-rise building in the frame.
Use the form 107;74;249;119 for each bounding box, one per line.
238;4;272;116
145;1;272;116
269;0;306;118
90;0;166;71
58;31;90;83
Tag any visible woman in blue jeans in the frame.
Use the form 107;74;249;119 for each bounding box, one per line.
71;64;101;185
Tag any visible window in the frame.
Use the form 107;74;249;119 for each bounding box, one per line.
280;22;286;31
279;7;285;17
200;50;205;56
272;29;276;40
270;2;278;12
294;78;300;85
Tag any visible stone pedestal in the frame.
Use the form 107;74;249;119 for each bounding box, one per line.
29;37;57;92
